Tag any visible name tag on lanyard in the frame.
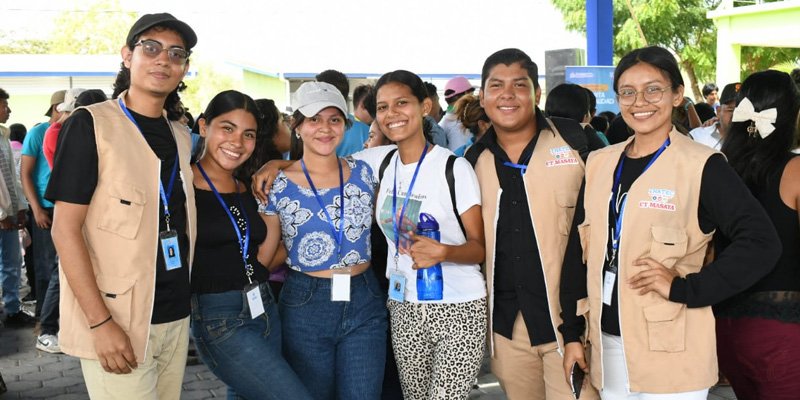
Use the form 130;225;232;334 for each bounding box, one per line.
331;271;351;302
245;282;265;319
160;230;182;270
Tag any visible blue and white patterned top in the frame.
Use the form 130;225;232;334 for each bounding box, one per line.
261;158;376;272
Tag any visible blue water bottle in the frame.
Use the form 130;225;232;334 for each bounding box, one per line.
416;213;444;300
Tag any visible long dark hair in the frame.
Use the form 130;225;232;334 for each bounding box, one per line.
722;70;800;188
198;90;263;183
240;99;284;180
112;26;189;121
374;70;434;143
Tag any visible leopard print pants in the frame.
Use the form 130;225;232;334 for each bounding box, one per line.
387;298;487;400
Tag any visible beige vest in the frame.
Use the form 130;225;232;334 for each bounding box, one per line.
474;119;584;356
579;128;717;393
58;94;196;362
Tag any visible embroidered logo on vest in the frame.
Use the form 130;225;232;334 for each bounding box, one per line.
638;188;676;211
546;146;579;167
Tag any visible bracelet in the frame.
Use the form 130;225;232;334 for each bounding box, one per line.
90;315;113;330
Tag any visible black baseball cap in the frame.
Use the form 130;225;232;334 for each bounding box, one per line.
126;13;197;50
719;82;741;104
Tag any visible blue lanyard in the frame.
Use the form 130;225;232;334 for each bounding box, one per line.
118;98;180;231
609;138;671;256
301;158;345;262
503;161;527;177
392;143;429;261
196;163;253;281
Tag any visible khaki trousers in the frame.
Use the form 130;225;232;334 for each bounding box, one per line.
492;313;598;400
80;316;190;400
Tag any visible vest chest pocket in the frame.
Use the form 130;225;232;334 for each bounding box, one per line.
97;181;146;239
642;301;686;352
649;226;687;269
97;275;136;332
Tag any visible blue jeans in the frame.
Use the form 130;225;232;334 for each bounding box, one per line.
0;228;22;315
191;282;313;400
280;269;388;400
31;209;58;327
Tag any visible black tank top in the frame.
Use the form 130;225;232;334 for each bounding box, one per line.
715;154;800;322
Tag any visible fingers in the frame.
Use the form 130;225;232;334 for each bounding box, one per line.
122;343;138;370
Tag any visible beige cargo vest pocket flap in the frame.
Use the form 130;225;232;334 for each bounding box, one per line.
556;190;579;235
642;301;686;352
97;275;136;331
98;181;147;239
649;226;687;268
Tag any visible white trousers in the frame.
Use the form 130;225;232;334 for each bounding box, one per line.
600;333;709;400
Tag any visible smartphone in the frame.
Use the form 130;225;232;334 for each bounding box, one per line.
570;361;585;399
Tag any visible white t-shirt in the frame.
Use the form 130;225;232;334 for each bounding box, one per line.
439;113;471;152
352;145;486;304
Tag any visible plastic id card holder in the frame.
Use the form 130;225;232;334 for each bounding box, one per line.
603;270;616;306
245;282;265;319
159;230;182;271
389;273;406;302
331;271;351;302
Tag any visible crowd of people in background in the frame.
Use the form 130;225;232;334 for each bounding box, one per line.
0;10;799;400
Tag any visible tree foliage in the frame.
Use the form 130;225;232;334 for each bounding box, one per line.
0;32;50;54
48;0;137;55
551;0;800;100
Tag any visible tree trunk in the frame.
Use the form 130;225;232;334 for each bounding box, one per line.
681;59;702;102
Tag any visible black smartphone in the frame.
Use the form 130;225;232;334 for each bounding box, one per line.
570;361;585;399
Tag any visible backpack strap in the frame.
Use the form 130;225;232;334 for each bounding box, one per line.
446;155;466;237
378;148;398;182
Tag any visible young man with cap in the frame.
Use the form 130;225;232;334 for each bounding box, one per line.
46;13;197;399
465;49;598;400
440;76;476;152
689;82;740;151
0;88;34;328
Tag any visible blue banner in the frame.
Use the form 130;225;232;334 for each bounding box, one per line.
565;66;618;114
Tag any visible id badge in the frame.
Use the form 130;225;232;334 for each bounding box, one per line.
245;282;265;319
389;273;406;302
159;230;182;271
603;270;616;306
331;271;351;302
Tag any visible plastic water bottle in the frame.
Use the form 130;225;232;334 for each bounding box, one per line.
416;213;444;300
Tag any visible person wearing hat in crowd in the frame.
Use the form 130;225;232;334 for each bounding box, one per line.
260;81;388;400
45;13;197;399
689;82;740;151
440;76;476;152
316;69;371;158
0;88;34;329
43;89;107;168
19;89;64;325
29;87;88;354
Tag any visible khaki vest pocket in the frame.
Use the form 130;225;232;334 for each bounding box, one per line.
642;302;686;352
97;181;146;239
96;275;136;331
649;226;687;269
556;191;578;236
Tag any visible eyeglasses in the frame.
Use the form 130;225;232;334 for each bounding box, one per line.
134;39;190;66
617;86;669;106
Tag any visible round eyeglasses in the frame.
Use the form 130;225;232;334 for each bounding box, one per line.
135;39;190;66
617;86;668;106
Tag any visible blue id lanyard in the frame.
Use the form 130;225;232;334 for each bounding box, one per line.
301;158;345;264
392;142;429;266
117;98;180;231
196;163;254;283
607;137;671;272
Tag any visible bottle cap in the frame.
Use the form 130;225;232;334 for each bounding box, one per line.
417;213;439;231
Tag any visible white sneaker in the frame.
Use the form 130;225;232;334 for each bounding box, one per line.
36;334;62;354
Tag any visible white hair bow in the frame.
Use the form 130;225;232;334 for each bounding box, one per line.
731;97;777;138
